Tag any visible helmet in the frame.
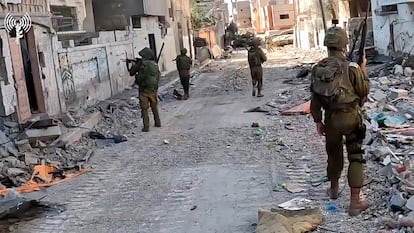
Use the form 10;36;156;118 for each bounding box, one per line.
323;26;348;49
251;37;261;46
139;47;155;60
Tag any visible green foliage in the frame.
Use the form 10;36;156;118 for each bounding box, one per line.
191;0;216;30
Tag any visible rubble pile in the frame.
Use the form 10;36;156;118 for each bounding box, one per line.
0;115;94;189
361;62;414;231
91;93;141;136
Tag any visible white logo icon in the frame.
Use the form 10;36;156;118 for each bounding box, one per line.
5;13;32;43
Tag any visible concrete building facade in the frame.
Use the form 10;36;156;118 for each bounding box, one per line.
0;0;192;122
371;0;414;56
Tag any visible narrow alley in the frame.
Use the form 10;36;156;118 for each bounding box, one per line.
1;49;378;232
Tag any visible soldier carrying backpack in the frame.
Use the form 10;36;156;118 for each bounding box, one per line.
248;38;267;97
175;48;192;100
310;25;370;216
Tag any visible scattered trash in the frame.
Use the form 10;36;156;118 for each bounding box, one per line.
310;175;329;187
278;198;312;211
164;140;170;145
390;192;407;212
191;205;197;211
251;122;260;128
254;129;265;137
285;183;306;193
326;203;338;212
281;101;311;116
245;107;269;113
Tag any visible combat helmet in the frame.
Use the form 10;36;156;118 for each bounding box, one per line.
180;48;187;55
139;47;156;60
323;25;348;50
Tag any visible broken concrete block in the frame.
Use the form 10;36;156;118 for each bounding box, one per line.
61;113;76;126
24;153;38;166
52;112;102;148
390;88;409;99
372;89;387;101
15;139;32;153
390;192;407;211
394;65;404;76
378;76;392;85
3;121;18;128
4;156;25;168
6;145;19;157
6;168;26;177
25;126;62;143
405;67;414;77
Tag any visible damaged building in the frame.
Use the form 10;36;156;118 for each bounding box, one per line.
0;0;193;123
371;0;414;57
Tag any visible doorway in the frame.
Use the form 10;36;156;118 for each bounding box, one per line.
148;33;157;58
20;28;46;114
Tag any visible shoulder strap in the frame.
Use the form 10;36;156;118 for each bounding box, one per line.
349;62;360;69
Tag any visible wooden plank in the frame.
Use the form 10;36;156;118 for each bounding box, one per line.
8;38;32;122
26;28;47;113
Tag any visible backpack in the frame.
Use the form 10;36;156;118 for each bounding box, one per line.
311;57;356;105
138;60;160;92
248;49;261;67
177;55;191;71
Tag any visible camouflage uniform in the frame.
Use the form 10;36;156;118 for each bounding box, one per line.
176;48;192;100
310;26;370;216
129;47;161;132
248;38;267;97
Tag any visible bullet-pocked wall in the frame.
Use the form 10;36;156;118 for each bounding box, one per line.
371;1;414;55
53;31;134;111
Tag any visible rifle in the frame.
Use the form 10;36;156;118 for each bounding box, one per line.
121;58;142;63
156;42;165;64
348;0;371;66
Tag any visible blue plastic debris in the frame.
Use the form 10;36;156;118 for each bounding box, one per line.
327;203;338;212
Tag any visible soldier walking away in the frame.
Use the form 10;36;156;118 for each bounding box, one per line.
175;48;192;100
310;25;370;216
127;47;161;132
248;38;267;97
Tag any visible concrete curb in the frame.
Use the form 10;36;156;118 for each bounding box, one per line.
158;60;212;94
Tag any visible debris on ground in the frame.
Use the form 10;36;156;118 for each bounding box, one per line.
256;208;322;233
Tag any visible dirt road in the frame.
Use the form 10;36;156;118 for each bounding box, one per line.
3;49;378;233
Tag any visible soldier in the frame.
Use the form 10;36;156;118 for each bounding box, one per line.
175;48;192;100
127;47;161;132
248;38;267;97
310;25;370;216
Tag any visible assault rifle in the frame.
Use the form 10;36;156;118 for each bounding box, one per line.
347;0;371;66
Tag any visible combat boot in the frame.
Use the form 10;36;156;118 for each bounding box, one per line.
257;90;264;98
142;127;149;132
252;89;256;97
327;179;339;200
348;188;369;216
183;93;189;100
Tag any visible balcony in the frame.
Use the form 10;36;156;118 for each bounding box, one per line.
0;0;49;17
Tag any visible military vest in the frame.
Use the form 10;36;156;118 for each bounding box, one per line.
177;55;192;71
138;60;160;92
248;48;262;67
311;57;359;108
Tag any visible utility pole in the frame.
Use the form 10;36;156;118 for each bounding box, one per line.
318;0;327;32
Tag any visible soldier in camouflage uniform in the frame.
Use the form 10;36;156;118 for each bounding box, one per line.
248;38;267;97
127;47;161;132
310;26;370;216
175;48;192;100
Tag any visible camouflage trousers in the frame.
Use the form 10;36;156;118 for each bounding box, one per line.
324;108;366;188
179;70;190;97
250;66;263;91
139;91;161;129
